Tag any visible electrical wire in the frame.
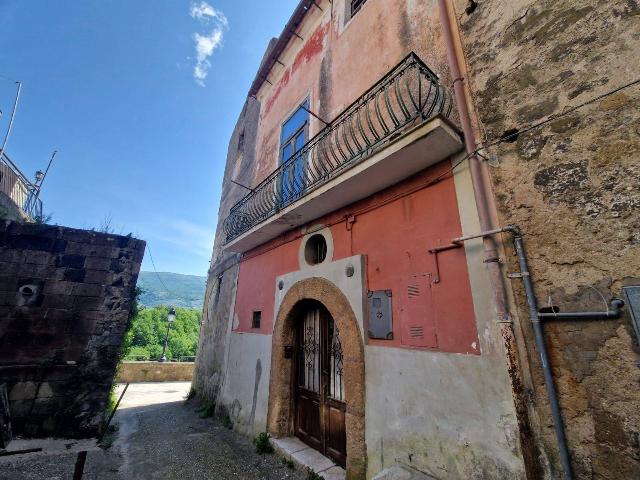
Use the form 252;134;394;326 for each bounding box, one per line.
478;77;640;149
241;77;640;261
145;244;176;297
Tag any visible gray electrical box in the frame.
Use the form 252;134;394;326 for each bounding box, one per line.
368;290;393;340
623;286;640;343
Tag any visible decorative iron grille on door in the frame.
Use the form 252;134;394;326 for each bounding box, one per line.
295;305;347;467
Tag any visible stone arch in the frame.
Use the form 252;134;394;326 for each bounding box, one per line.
267;277;366;479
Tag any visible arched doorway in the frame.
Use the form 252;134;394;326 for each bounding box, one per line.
268;277;366;480
295;301;346;466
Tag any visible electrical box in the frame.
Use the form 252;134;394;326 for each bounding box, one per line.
368;290;393;340
623;286;640;343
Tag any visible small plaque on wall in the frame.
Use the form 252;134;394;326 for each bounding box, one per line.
367;290;393;340
284;345;294;359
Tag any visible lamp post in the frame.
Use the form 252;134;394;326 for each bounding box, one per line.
159;307;176;362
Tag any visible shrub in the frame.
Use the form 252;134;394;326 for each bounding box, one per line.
253;431;274;454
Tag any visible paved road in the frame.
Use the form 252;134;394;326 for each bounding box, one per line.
1;382;306;480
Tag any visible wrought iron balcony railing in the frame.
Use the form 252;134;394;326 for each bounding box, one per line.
223;52;454;243
0;152;43;220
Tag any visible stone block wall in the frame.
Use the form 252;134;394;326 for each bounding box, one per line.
116;361;194;383
453;1;640;478
0;221;145;438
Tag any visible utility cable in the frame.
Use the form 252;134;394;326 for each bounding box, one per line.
145;244;176;298
240;77;640;260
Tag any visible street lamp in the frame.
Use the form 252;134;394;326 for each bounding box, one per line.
159;307;176;362
34;170;45;185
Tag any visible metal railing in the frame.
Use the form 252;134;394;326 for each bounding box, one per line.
123;355;196;363
0;152;42;220
223;52;454;243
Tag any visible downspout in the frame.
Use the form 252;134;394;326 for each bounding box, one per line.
436;2;540;479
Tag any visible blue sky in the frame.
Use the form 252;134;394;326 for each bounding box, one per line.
0;0;298;276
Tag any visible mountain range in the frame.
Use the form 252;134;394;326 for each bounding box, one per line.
136;271;207;309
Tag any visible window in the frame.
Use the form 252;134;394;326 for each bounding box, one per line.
280;100;310;206
213;275;223;306
351;0;368;17
237;130;245;152
252;311;262;329
304;234;327;265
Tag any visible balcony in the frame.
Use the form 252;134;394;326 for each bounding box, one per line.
223;52;464;253
0;152;42;221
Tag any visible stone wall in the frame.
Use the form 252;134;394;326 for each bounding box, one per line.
453;1;640;478
116;361;194;383
0;221;145;438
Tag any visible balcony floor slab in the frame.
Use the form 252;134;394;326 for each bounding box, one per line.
225;116;463;253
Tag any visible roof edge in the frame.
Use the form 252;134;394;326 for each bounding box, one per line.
248;0;316;98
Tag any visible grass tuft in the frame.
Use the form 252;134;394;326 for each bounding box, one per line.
306;468;325;480
198;401;215;418
253;431;274;454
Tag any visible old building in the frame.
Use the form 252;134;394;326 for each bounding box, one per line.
194;1;640;479
0;152;42;222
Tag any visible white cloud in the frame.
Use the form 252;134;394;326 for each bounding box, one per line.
189;2;228;86
190;1;228;26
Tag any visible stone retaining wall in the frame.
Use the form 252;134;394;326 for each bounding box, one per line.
116;362;194;383
0;221;145;438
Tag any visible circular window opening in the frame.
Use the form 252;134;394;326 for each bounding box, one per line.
304;234;327;265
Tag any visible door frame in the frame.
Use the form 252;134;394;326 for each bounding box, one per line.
294;304;347;467
267;277;367;479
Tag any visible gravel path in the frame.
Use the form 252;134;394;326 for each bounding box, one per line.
1;382;307;480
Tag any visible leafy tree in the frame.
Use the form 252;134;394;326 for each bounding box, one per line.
122;305;200;360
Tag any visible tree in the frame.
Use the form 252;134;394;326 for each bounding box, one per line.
122;305;201;360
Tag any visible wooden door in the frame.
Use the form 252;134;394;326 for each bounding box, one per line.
295;305;346;467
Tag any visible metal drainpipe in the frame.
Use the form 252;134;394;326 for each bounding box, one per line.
436;2;538;479
447;225;626;480
506;226;574;480
437;0;511;322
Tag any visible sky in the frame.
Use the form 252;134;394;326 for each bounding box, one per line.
0;0;299;276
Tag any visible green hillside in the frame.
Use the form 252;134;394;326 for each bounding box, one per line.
136;271;206;309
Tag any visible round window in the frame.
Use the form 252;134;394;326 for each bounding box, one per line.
304;234;327;265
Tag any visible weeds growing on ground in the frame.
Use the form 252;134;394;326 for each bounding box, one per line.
253;431;274;454
281;457;295;469
306;468;324;480
98;424;118;450
198;401;215;418
222;415;233;429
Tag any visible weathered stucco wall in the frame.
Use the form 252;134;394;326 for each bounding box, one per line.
0;191;24;222
453;0;640;478
253;0;453;187
0;221;144;438
217;332;272;436
194;1;532;478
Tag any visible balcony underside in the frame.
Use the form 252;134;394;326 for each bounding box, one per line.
225;116;464;253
